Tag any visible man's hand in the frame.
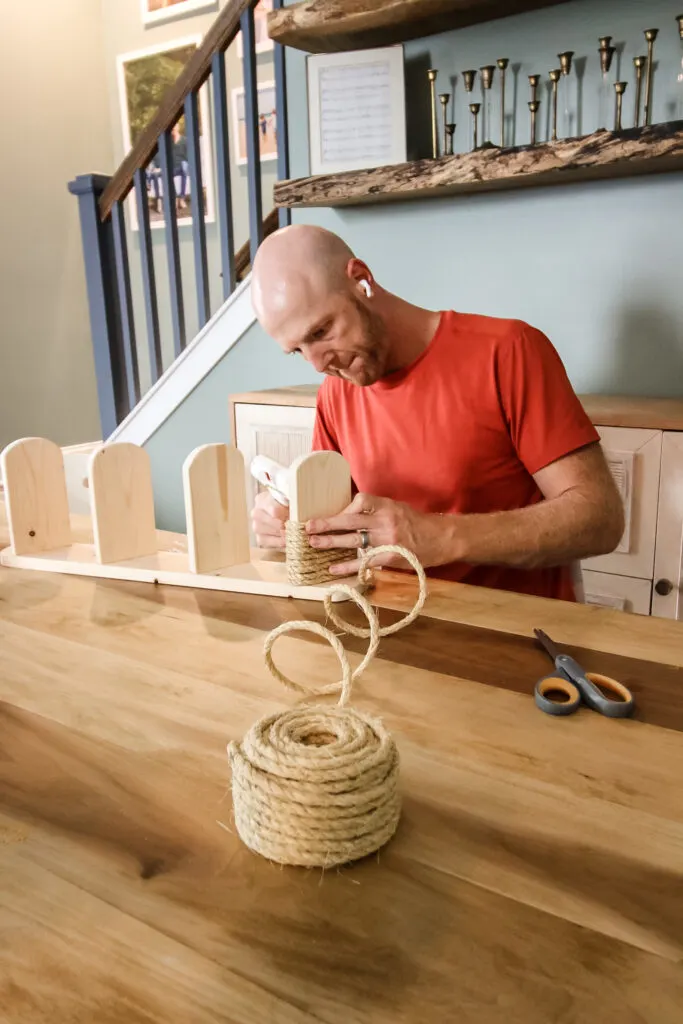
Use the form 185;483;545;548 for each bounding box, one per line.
306;493;451;576
252;490;289;549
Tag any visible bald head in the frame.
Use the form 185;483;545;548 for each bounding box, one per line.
251;224;356;330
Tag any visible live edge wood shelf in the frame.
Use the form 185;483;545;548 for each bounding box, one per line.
267;0;573;53
274;121;683;210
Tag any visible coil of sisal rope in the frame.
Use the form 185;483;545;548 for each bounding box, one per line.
227;545;427;868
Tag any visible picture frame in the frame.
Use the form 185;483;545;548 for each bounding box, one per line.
116;36;215;231
306;45;407;176
231;81;278;166
236;0;273;58
141;0;218;27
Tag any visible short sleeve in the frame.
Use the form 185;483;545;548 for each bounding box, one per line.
497;324;600;476
311;383;340;453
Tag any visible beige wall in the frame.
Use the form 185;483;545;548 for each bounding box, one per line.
0;0;114;449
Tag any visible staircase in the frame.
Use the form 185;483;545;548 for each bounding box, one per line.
68;0;289;444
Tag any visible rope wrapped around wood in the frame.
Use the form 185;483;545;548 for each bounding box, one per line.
285;520;349;586
227;546;427;868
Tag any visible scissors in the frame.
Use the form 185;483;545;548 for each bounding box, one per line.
533;628;635;718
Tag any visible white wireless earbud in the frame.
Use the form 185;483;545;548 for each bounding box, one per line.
360;279;373;298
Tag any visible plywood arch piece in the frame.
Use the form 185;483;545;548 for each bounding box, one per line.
0;437;71;555
289;451;351;522
89;443;157;564
183;443;250;574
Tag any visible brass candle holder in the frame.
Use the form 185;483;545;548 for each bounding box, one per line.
599;43;616;74
445;123;456;156
528;73;541;102
614;81;627;131
480;65;495;147
427;69;439;158
633;55;647;128
678;14;683;38
462;69;477;94
549;68;561;141
558;51;574;138
497;58;509;147
644;28;659;127
528;100;541;145
439;93;450;156
598;40;616;130
469;102;481;150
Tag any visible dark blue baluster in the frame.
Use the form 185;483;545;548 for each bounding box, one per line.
67;174;128;436
272;0;291;230
241;4;263;262
111;201;141;406
185;92;210;327
212;50;236;300
134;166;163;383
158;129;186;357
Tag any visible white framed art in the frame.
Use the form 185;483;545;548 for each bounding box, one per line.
231;80;278;166
306;45;407;175
116;36;215;231
141;0;218;27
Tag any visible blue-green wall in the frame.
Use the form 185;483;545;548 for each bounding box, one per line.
148;0;683;530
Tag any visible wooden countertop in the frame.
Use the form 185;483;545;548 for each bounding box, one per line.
2;504;683;1022
231;387;683;431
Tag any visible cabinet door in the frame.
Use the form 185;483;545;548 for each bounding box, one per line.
651;432;683;620
582;426;661;580
581;570;652;616
234;403;316;527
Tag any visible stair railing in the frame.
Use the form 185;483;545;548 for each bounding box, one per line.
68;0;289;438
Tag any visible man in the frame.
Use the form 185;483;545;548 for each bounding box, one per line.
250;224;624;601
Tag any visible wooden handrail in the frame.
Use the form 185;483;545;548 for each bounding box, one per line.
99;0;252;221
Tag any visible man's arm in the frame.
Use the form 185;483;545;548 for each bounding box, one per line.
306;441;625;575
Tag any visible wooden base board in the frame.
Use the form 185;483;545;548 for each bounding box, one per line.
0;543;361;603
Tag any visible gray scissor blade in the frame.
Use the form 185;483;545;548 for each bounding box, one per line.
534;628;562;663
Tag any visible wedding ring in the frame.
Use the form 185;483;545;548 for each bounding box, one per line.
359;528;371;550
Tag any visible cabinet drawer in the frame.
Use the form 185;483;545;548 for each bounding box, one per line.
581;570;652;616
582;426;661;580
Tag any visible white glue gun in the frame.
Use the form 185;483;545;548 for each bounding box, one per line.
250;455;290;507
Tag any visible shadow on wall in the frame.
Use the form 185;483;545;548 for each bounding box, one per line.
605;303;683;397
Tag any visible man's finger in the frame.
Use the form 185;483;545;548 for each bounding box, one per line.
307;513;377;535
309;531;364;550
329;558;360;576
255;533;286;550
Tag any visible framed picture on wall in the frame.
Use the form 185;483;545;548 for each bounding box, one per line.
141;0;218;27
306;45;407;175
231;81;278;165
116;36;215;231
236;0;274;58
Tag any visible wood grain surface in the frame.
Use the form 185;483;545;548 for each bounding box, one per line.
266;0;572;53
1;501;682;1023
274;121;683;209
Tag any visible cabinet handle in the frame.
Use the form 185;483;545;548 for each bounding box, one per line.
654;578;674;597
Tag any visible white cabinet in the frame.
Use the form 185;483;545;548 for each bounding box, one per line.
651;432;683;620
232;391;683;620
582;426;661;580
234;403;315;527
581;570;652;616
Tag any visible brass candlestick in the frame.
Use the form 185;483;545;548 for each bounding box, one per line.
633;55;647;128
678;14;683;37
598;42;616;129
497;58;509;147
528;100;540;144
614;81;627;131
445;123;456;156
549;68;561;141
463;70;477;150
439;93;450;156
529;73;541;102
480;65;495;146
598;35;612;51
427;69;439;157
558;51;575;137
469;102;481;150
644;28;659;127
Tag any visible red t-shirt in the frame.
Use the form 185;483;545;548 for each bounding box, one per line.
311;310;600;601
